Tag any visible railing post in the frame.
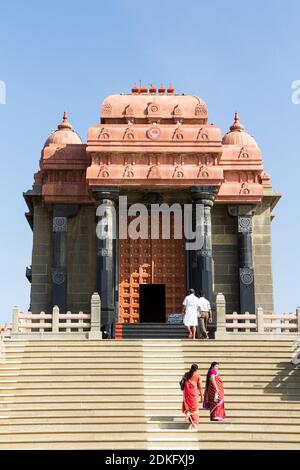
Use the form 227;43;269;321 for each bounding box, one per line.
257;306;264;333
52;306;59;334
215;293;226;338
88;293;102;340
296;306;300;333
12;306;20;335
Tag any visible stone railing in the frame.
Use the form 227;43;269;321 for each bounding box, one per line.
0;324;12;341
11;293;102;340
215;293;300;338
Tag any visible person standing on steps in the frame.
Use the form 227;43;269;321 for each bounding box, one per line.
182;363;203;431
182;289;200;339
203;362;227;421
197;291;212;339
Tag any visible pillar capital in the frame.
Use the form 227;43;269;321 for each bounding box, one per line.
190;186;219;207
51;203;79;219
228;204;256;217
92;186;119;204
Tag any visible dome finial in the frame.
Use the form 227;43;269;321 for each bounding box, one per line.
43;111;82;147
229;111;244;132
58;111;73;130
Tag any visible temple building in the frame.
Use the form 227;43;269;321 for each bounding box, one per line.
24;84;280;337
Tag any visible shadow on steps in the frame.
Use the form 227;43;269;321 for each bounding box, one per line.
264;363;300;401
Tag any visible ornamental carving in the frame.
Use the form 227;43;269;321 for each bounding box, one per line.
197;165;209;178
124;105;134;118
240;268;254;285
173;128;184;140
98;247;113;257
195;103;207;116
101;102;112;116
147;102;160;115
123;127;135;140
146;126;161;140
147;165;161;179
173;105;183;117
240;182;251;195
97;165;110;178
238;216;252;233
200;249;212;257
197;128;209;140
238;146;250;159
173;165;184;178
52;268;66;285
123;164;135;178
98;128;110;140
53;217;67;232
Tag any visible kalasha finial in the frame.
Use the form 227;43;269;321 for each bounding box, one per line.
58;111;73;130
140;83;148;93
131;83;139;93
158;83;166;94
167;83;175;94
149;83;156;94
229;112;244;132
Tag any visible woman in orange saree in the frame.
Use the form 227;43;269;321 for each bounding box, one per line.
203;362;227;421
182;363;203;431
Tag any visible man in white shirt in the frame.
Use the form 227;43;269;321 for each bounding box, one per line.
182;288;200;339
197;291;212;339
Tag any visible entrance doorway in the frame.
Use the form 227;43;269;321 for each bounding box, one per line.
139;284;166;323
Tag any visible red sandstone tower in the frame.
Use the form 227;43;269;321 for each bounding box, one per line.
24;86;280;337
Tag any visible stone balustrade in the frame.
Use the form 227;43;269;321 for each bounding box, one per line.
215;292;300;338
10;293;102;340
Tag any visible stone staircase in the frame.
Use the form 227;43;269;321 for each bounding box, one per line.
0;339;299;449
116;323;187;339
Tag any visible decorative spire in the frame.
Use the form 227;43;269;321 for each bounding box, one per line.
158;83;165;94
149;83;156;94
229;112;244;132
57;111;73;130
167;83;175;94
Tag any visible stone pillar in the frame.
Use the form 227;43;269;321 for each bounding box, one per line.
256;306;264;333
52;305;60;334
88;292;102;340
238;213;255;314
51;205;79;313
190;186;218;337
93;187;119;337
52;215;67;313
12;306;20;335
190;187;217;303
228;205;256;315
215;293;226;338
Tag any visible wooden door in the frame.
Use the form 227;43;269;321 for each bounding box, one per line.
118;217;185;323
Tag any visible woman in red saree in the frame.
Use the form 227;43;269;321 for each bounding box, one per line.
182;363;203;431
203;362;227;421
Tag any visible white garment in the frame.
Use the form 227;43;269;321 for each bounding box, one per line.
182;294;200;327
198;296;211;312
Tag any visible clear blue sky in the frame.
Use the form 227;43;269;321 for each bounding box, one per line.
0;0;299;322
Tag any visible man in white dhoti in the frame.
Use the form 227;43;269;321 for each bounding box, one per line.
182;289;200;339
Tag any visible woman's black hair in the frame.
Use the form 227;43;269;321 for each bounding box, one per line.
186;363;198;380
206;361;219;387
